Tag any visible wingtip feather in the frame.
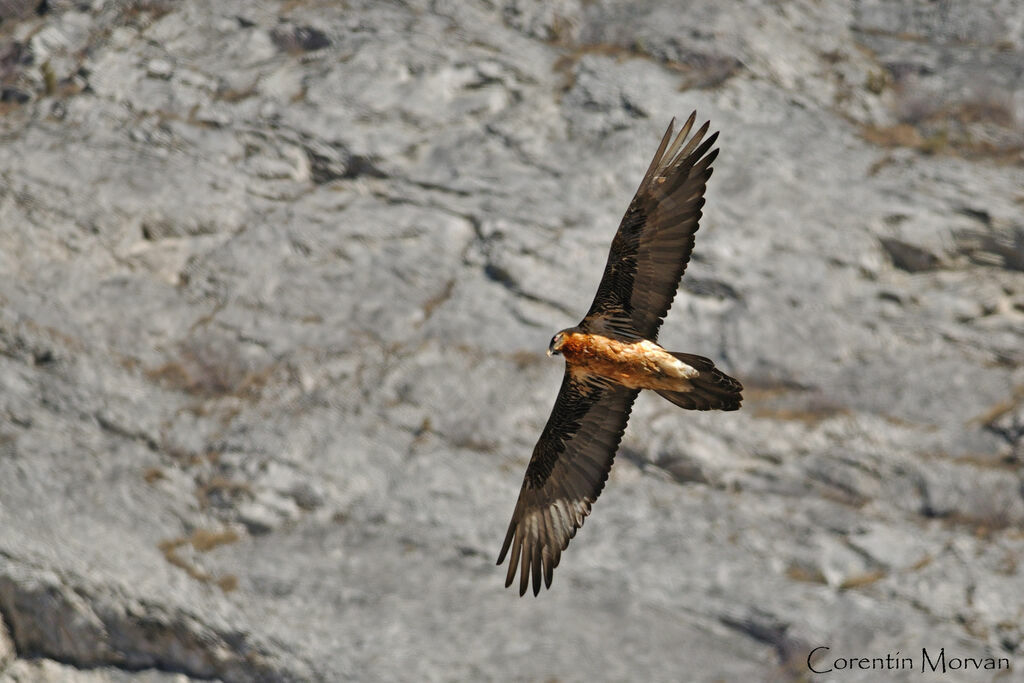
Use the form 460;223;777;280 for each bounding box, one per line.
519;540;530;596
497;521;514;565
639;119;676;190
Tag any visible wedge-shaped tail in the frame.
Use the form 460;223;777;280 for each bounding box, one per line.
655;352;742;411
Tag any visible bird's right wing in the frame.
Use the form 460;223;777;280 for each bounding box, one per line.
497;368;639;596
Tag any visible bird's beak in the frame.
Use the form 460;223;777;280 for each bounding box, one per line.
546;348;553;357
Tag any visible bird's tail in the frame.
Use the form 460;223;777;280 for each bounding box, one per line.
655;352;742;411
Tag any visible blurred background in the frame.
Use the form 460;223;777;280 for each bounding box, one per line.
0;0;1022;681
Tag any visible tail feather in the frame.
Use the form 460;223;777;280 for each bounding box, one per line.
655;352;742;411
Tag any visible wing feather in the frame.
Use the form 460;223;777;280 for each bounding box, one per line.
497;369;638;596
583;112;719;339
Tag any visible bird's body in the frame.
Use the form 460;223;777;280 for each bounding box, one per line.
554;331;697;392
497;112;743;596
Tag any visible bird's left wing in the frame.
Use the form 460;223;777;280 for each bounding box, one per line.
497;368;639;596
583;113;719;340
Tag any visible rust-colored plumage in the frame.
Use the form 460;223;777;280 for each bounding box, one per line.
497;112;743;596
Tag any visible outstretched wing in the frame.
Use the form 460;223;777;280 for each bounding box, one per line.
583;112;719;340
497;369;639;596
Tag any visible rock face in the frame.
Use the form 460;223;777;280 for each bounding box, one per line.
0;1;1022;681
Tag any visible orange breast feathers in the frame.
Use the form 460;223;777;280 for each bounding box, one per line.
560;333;695;389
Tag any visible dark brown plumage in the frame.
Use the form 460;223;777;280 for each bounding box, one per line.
497;113;742;596
583;114;719;340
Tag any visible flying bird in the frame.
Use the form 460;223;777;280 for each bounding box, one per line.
497;112;742;596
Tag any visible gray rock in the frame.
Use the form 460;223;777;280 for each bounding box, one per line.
0;614;13;672
2;659;193;683
0;0;1022;680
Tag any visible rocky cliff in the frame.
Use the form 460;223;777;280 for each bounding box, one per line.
0;1;1022;681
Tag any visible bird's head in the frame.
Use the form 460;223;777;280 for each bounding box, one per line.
548;330;571;356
